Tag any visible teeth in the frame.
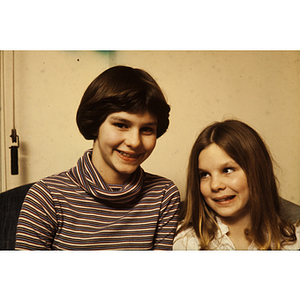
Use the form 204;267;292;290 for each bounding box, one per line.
215;196;235;202
119;151;139;158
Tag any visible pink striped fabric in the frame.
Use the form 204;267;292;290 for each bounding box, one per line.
15;150;180;250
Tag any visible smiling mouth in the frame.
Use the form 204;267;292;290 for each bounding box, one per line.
117;150;141;159
213;195;236;203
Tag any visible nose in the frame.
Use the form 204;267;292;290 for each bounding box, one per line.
210;175;226;191
125;129;141;149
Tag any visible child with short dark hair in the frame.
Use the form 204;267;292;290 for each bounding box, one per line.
16;66;180;250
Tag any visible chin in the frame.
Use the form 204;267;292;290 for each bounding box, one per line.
118;167;139;175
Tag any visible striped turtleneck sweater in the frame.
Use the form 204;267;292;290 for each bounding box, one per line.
15;150;180;250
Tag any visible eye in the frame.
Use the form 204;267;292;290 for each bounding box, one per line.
223;167;234;174
141;127;156;135
114;123;128;129
199;171;210;179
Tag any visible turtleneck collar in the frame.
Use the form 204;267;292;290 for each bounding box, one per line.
67;149;145;208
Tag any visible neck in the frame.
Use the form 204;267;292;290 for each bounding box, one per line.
222;215;251;234
221;212;251;228
219;210;252;250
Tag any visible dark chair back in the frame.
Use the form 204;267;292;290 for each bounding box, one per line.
0;183;34;250
280;198;300;224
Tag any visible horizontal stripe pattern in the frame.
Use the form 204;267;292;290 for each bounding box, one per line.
15;151;180;250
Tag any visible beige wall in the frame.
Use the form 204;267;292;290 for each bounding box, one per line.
1;51;299;205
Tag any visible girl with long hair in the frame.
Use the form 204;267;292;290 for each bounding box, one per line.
173;119;299;250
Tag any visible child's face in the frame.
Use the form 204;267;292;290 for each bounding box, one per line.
92;111;157;184
198;143;250;223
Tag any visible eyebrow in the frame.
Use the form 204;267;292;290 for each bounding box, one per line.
109;116;158;126
220;160;238;167
198;160;238;170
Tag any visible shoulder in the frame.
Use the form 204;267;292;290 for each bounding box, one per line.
290;223;300;250
173;225;200;250
143;172;180;203
281;223;300;250
20;179;59;216
295;224;300;240
27;170;77;200
144;172;178;190
38;169;78;191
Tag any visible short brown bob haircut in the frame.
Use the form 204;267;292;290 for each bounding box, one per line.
76;65;170;140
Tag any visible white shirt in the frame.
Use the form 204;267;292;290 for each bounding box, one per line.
173;217;300;250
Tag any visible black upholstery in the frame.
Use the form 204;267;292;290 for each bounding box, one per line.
280;198;300;224
0;183;299;250
0;183;34;250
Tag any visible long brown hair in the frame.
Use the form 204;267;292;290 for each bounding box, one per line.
178;119;296;249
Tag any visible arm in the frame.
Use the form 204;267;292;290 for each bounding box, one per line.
173;226;200;250
15;182;57;250
153;182;180;250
